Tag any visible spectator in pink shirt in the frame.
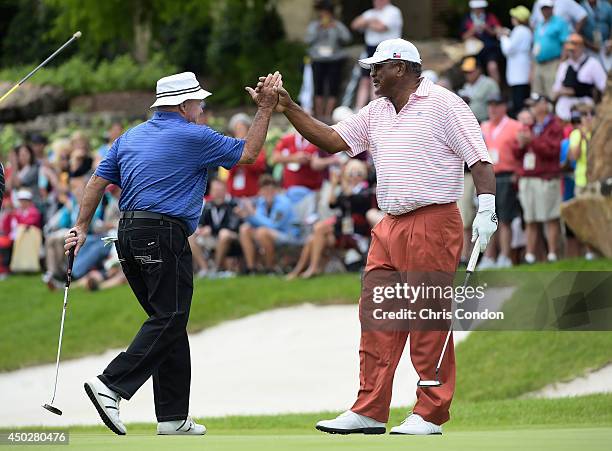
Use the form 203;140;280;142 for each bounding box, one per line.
479;95;523;268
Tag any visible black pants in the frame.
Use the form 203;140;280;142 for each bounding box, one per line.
98;217;193;422
312;60;344;97
510;84;530;118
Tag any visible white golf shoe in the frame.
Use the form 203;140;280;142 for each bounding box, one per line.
84;377;126;435
157;416;206;435
316;410;386;435
390;413;442;435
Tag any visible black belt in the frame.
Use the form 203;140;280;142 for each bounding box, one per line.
120;210;188;235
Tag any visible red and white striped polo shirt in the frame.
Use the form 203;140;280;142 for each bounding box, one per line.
333;77;491;215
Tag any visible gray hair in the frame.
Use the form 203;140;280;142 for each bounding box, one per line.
228;113;252;133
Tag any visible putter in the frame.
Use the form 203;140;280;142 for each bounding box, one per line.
417;237;481;388
43;232;77;416
0;31;81;105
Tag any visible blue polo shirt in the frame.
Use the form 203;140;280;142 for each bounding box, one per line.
534;16;571;63
95;111;244;234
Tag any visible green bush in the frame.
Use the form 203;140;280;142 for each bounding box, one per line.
0;54;177;96
206;0;305;107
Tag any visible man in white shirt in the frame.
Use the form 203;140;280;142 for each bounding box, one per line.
552;33;607;120
531;0;588;32
498;5;533;117
351;0;403;109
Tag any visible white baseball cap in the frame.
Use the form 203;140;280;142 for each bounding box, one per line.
16;189;33;201
540;0;554;8
469;0;488;9
150;72;212;108
358;38;422;69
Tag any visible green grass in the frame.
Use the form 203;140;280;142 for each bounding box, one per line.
9;429;612;451
6;396;612;450
0;273;360;372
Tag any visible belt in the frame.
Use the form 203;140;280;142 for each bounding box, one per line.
120;210;188;234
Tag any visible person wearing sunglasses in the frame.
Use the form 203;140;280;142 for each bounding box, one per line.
552;33;607;121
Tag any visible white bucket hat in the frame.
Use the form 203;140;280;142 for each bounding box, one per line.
358;38;421;69
150;72;211;108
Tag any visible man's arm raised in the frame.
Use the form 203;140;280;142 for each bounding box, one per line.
257;76;349;154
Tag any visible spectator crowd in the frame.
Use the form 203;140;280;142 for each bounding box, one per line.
0;0;610;286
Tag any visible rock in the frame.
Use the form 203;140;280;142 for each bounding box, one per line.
561;196;612;258
588;71;612;182
0;82;67;123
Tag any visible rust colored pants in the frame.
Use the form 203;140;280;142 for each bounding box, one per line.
351;203;463;425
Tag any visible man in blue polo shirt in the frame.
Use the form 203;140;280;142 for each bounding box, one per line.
64;71;281;436
532;0;571;98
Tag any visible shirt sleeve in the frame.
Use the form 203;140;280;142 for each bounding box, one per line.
552;61;567;93
381;6;403;29
444;98;492;167
331;103;371;157
569;1;588;22
199;126;244;170
95;135;121;185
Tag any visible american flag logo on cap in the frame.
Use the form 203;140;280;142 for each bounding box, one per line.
393;52;401;58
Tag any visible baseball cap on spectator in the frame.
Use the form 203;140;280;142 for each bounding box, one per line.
570;109;582;124
150;72;212;108
16;189;33;201
29;133;48;145
487;93;507;105
509;5;531;23
358;38;421;69
539;0;554;9
461;56;480;72
525;92;552;105
469;0;488;9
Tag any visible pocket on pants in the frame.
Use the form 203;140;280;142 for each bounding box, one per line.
130;235;163;274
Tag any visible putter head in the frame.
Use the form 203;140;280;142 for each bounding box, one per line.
42;404;62;416
417;379;442;388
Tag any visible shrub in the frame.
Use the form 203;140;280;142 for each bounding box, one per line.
0;54;177;96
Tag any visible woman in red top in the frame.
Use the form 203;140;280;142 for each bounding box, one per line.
272;131;324;191
226;113;268;198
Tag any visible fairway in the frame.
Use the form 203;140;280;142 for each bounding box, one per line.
12;428;612;451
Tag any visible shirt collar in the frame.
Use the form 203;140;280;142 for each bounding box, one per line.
414;77;432;97
152;111;187;122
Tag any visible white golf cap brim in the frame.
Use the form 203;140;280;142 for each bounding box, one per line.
358;38;422;69
150;71;212;108
469;0;488;9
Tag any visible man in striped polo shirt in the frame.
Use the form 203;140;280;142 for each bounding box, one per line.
266;39;497;435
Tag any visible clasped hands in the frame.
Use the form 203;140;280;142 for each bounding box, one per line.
245;71;292;112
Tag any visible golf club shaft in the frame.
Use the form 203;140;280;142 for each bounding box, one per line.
0;31;81;105
49;288;69;404
47;233;77;404
434;238;481;372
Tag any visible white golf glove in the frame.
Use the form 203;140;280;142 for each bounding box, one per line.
471;194;498;252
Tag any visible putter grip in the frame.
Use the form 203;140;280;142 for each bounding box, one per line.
467;237;480;273
66;231;77;286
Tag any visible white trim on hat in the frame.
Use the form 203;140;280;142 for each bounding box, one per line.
358;38;422;69
150;72;212;108
469;0;488;9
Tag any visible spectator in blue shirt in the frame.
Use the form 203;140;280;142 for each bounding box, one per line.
533;1;571;99
63;71;281;436
238;174;300;274
581;0;612;70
